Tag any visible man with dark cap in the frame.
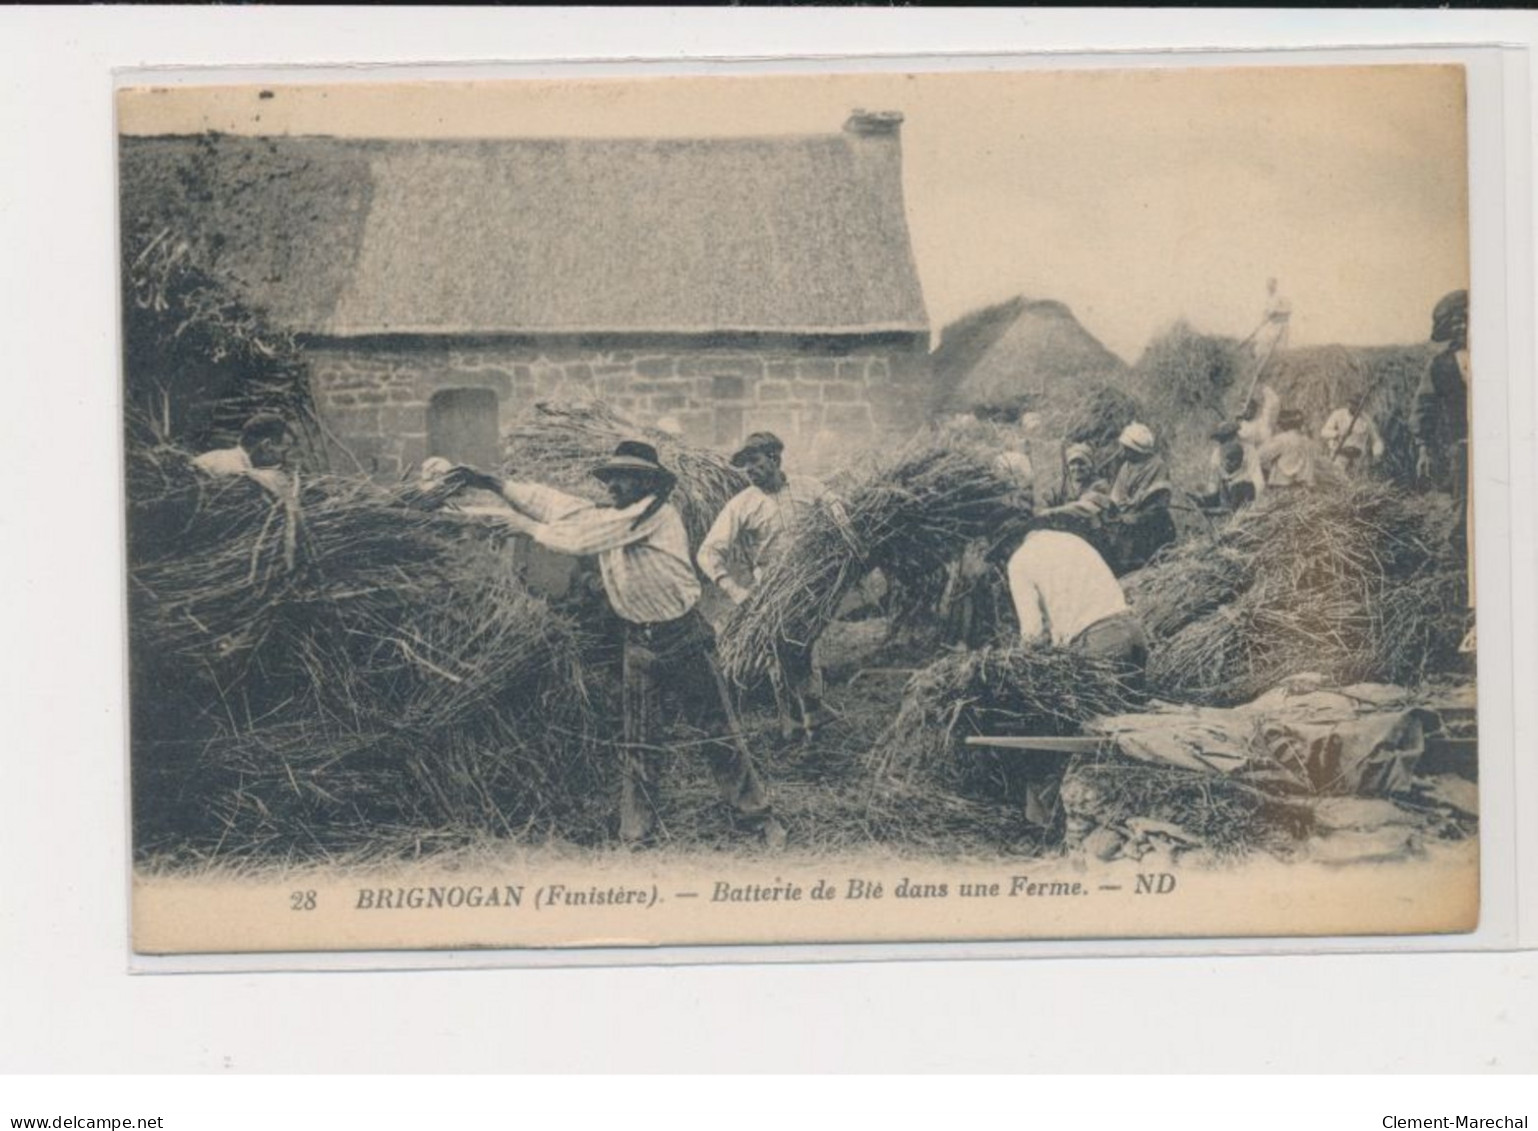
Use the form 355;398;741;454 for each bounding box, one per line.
449;442;785;847
698;431;847;739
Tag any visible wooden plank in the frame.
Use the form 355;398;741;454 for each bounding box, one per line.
962;736;1109;754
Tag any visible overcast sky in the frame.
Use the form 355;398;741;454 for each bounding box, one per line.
119;64;1469;361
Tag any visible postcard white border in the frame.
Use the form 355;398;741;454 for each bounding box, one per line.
4;6;1535;1073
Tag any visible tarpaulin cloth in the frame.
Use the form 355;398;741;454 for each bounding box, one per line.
1089;678;1443;796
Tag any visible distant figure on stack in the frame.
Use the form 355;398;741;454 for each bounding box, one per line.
1249;277;1292;365
448;442;785;848
1201;421;1262;514
1320;393;1385;477
1258;408;1323;489
698;431;847;740
192;412;295;496
1102;422;1177;573
1006;522;1150;838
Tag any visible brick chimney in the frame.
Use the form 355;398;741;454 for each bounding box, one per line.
844;109;904;138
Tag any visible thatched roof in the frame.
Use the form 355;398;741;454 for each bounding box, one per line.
118;122;929;339
932;296;1126;411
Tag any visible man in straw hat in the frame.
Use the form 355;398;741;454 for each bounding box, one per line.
448;442;785;848
1005;516;1150;840
1102;421;1177;574
698;431;847;740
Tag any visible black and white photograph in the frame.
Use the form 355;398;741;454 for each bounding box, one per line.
118;63;1481;953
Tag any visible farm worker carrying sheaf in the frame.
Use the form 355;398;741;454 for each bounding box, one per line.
698;431;850;741
447;441;786;849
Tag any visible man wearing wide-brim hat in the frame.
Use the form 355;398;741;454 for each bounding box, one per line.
449;442;785;847
698;431;849;740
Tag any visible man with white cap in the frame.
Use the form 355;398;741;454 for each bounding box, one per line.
448;443;785;848
1103;422;1177;573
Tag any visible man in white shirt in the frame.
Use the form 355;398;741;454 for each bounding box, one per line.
451;441;784;847
698;431;847;739
1005;525;1150;839
192;413;294;495
1320;394;1385;476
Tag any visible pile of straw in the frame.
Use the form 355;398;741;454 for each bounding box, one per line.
1128;480;1468;705
501;400;747;549
128;447;606;858
717;441;1023;683
868;644;1137;793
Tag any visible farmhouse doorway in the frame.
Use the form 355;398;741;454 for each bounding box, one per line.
427;387;500;469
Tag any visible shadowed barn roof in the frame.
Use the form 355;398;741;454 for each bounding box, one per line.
932;295;1126;410
119;119;929;339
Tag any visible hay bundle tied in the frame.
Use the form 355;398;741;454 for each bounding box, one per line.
868;644;1136;794
501;399;747;549
717;440;1023;683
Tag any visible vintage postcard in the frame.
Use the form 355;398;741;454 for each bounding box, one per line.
120;63;1480;956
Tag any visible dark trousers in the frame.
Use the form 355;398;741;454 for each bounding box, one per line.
1009;613;1151;840
619;609;770;841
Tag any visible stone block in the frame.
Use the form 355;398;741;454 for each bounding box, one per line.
791;381;823;402
357;391;388;406
822;382;859;403
758;381;790;402
679;355;763;380
653;393;687;411
765;361;798;381
388;387;417;403
327;407;381;437
866;357;891;383
709;374;747;400
796;358;839;381
596;374;632;399
330;393;358;407
635;357;676;378
380;405;427;436
823;403;875;433
746;407;799;440
836;360;865;382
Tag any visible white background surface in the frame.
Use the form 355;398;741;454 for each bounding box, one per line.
2;7;1536;1085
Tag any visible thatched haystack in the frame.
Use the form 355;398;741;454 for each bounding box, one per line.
1126;480;1469;705
502;399;748;550
932;296;1128;418
128;446;606;858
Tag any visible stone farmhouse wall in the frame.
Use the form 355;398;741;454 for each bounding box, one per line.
306;337;931;479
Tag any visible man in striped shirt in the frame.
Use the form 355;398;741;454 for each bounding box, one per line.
450;441;784;847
